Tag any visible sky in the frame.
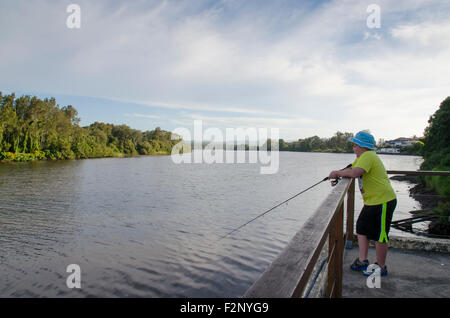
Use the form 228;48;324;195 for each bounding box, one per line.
1;0;449;141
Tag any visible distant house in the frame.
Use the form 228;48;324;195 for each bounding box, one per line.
377;148;400;154
385;137;419;148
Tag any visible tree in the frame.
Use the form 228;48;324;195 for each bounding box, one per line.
0;93;19;152
422;97;450;160
278;139;288;151
420;96;450;196
61;105;80;126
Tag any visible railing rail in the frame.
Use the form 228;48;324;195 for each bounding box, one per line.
244;170;450;298
244;178;353;298
387;170;450;176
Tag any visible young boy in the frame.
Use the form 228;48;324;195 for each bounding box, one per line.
328;131;397;277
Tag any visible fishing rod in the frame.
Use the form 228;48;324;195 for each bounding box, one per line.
218;164;352;241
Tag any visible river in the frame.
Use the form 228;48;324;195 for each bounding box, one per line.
0;151;423;297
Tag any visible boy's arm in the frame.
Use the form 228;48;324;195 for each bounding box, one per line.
328;167;364;179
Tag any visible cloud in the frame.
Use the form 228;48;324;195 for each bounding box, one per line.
118;99;285;116
186;113;319;128
125;113;160;119
391;22;450;48
1;0;449;140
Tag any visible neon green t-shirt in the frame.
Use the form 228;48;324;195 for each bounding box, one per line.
352;151;396;206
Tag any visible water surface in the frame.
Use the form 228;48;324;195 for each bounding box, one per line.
0;152;422;297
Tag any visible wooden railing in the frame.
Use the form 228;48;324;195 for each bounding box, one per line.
244;170;449;298
244;178;354;298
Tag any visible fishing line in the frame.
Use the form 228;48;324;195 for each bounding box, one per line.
218;164;352;241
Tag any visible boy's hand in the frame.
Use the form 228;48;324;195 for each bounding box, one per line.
328;171;340;179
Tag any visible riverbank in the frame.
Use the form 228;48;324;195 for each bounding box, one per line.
0;151;172;163
390;175;439;210
390;175;450;237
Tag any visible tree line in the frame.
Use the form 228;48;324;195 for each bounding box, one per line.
420;96;450;196
278;132;355;153
0;92;179;161
190;132;355;152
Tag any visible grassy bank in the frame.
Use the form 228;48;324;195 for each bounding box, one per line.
0;149;173;163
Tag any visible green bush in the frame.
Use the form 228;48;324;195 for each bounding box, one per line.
34;150;46;159
0;151;47;162
0;152;15;160
427;167;450;196
433;202;450;225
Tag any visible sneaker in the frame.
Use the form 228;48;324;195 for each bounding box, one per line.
350;258;369;271
363;263;388;277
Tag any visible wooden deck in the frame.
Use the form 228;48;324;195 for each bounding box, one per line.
342;244;450;298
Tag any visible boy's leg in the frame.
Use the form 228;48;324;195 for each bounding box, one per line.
375;241;388;268
375;200;396;268
358;234;369;261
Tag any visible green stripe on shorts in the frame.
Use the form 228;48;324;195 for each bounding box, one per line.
378;202;388;243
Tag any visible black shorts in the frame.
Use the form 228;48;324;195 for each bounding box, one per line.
356;199;397;243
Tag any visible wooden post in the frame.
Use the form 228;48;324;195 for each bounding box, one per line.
327;227;336;297
335;204;344;298
327;203;344;298
345;178;355;249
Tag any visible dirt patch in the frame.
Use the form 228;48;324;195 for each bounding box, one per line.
409;182;441;211
390;175;420;183
389;175;439;210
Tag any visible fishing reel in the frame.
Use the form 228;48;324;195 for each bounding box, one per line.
323;176;340;187
330;178;340;187
325;164;352;187
329;164;351;187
